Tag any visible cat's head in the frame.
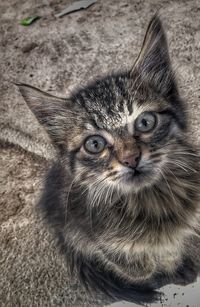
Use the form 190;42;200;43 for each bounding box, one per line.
18;16;191;196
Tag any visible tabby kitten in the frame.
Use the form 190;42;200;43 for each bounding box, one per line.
18;16;200;304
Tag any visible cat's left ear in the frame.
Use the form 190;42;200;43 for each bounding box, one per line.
16;83;74;146
132;15;177;97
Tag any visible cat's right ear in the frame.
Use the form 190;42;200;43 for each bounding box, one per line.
131;15;177;97
17;83;72;145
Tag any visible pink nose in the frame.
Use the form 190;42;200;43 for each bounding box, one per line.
120;152;141;169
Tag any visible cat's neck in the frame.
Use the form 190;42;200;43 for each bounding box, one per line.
84;176;200;246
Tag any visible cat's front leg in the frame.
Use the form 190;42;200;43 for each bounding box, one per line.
150;257;199;289
172;257;198;286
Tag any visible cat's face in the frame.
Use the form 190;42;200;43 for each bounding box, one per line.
63;73;186;194
18;16;188;196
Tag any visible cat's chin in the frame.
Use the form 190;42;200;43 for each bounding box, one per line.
117;169;155;194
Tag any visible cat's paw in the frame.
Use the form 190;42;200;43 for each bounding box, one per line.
172;258;198;286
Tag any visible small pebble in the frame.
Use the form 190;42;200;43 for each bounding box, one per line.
22;42;38;53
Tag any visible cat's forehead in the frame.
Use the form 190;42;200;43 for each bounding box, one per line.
74;73;168;132
93;102;154;133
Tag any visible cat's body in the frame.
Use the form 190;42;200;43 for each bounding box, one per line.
18;16;200;304
40;154;200;302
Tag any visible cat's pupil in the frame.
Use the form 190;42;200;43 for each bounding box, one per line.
93;140;99;148
142;119;148;127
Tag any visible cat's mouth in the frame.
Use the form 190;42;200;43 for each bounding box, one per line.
118;167;152;190
124;168;144;182
117;168;143;183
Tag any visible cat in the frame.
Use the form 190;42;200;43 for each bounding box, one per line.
17;15;200;304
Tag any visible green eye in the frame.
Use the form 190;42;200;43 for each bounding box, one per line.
135;112;157;132
84;135;107;154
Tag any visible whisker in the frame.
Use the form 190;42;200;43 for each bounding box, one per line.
64;170;86;222
170;151;200;158
167;159;197;173
159;168;177;206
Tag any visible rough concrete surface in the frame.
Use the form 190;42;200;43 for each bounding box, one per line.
0;0;200;306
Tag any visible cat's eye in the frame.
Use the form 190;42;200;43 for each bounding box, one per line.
135;112;157;133
84;135;107;154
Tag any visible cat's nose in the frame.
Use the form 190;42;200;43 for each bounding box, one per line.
120;151;141;169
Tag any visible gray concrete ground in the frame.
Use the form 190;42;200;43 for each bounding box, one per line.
0;0;200;306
